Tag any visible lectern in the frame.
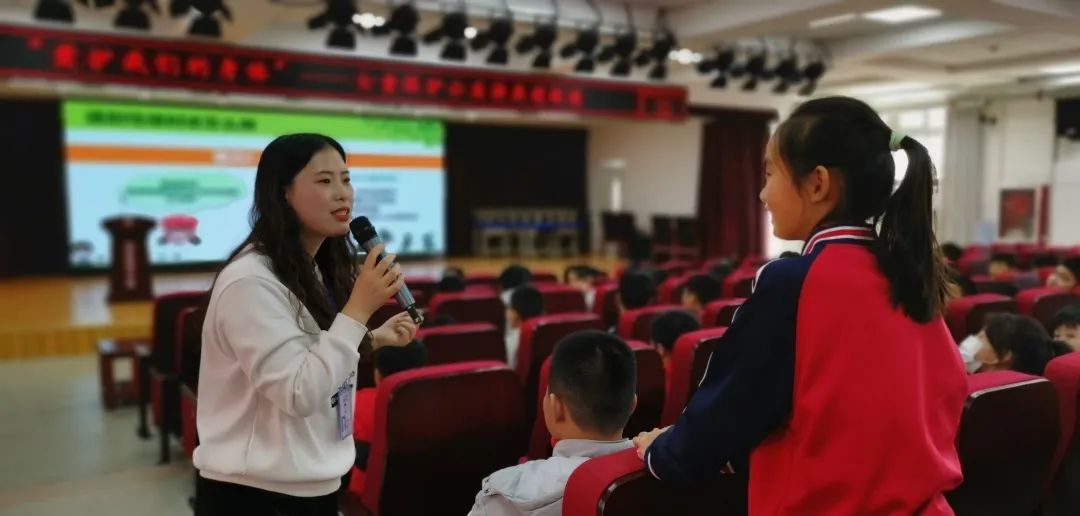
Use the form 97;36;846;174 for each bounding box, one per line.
103;216;155;302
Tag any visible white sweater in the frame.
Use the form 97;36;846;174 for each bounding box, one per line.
193;249;366;497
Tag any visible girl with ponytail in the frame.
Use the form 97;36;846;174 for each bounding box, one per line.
634;97;968;515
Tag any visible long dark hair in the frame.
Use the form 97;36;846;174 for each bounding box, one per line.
776;96;950;323
217;133;356;331
984;313;1070;375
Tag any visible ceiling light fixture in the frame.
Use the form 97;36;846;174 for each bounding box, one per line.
862;5;941;24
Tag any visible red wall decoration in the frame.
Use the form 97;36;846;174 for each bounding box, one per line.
0;23;688;121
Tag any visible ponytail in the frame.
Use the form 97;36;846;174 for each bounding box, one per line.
874;135;951;323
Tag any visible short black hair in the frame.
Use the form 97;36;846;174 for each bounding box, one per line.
779;251;801;259
650;269;670;287
940;242;963;263
443;267;465;279
564;264;601;284
1053;304;1080;330
983;313;1064;376
990;253;1017;268
683;274;720;305
548;331;636;435
499;265;532;291
437;275;465;293
650;310;700;352
510;285;544;320
373;340;428;379
619;271;656;310
948;267;978;296
1063;257;1080;282
709;262;733;283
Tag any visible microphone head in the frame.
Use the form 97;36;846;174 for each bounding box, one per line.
349;216;378;244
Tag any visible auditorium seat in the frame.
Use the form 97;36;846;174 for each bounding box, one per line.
946;371;1060;516
971;275;1020;297
525;341;666;460
1038;266;1058;285
427;291;505;330
356;361;526;516
658;260;693;278
661;327;727;426
532;271;558;284
175;306;203;459
739;255;768;270
1044;352;1080;515
415;322;505;365
624;341;665;439
617;305;684;342
1017;288;1080;332
404;276;437;307
535;283;588;314
945;294;1019;343
722;268;756;298
517;313;606;427
657;274;691;305
1014;271;1042;291
562;448;748;516
144;291;205;464
465;272;500;291
367;299;411;330
592;283;620;329
957;255;989;276
701;298;744;328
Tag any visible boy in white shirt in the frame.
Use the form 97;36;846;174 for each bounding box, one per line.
469;331;637;516
504;286;544;369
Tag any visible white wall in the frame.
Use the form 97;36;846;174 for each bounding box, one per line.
979;97;1056;241
1051;138;1080;246
586;118;704;252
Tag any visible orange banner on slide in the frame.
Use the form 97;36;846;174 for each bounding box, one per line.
65;145;443;169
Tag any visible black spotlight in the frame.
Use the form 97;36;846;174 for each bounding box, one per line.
423;9;469;61
635;25;676;81
75;0;116;8
308;0;362;49
515;17;556;69
372;2;419;56
742;77;758;91
35;0;74;22
560;25;599;73
187;0;230;38
745;52;766;78
710;74;727;89
773;80;790;94
114;0;159;31
601;28;637;77
775;55;799;83
799;82;817;96
471;13;513;65
648;61;667;80
799;60;826;96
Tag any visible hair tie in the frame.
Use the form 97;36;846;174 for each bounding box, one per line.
889;130;906;152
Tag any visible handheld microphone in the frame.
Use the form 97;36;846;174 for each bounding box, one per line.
349;216;423;325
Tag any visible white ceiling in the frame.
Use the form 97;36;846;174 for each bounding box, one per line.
3;0;1080;107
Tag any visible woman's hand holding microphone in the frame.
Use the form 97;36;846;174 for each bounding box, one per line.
342;244;418;349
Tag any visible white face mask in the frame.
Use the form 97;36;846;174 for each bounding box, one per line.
958;335;983;374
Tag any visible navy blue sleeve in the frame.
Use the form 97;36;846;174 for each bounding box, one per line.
643;258;806;486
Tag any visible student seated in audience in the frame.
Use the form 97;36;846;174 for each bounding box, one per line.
468;331;637;516
499;265;533;305
420;313;457;329
958;313;1071;375
988;253;1018;280
940;242;963;266
437;274;466;293
681;274;721;320
505;286;544;369
443;266;465;280
708;260;734;285
1052;304;1080;351
350;340;428;496
1047;256;1080;291
947;267;978;297
564;265;602;310
650;311;701;388
617;270;656;318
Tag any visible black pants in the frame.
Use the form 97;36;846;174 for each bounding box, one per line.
195;475;339;516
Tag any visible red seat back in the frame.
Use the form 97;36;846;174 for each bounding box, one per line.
363;361;526;516
562;448;747;516
535;283;588;314
700;298;744;328
175;306;205;391
1016;288;1080;332
661;327;727;426
722;268;756;298
657;260;693;277
404;276;437;307
416;322;505;365
945;294;1019;342
1044;352;1080;514
525;341;667;460
617;305;683;342
428;292;505;329
972;274;1020;297
946;371;1060;516
150;291;206;374
465;273;500;290
532;271;558;283
624;342;665;439
657;274;691;305
518;314;606;427
592;283;620;329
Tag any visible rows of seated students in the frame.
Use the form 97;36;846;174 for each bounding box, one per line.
140;253;1080;515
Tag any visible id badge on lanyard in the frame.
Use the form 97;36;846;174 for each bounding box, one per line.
332;371;355;440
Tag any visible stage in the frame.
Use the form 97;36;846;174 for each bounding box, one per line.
0;256;620;360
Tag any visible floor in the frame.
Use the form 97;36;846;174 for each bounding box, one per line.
0;355;192;516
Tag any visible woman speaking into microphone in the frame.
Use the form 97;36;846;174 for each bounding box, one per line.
194;133;417;515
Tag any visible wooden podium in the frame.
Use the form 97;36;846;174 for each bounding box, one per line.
103;216;156;303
